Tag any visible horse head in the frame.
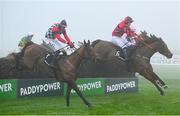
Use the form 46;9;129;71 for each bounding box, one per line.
150;34;173;59
82;40;101;63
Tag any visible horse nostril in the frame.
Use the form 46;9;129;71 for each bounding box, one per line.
170;54;173;58
168;53;173;58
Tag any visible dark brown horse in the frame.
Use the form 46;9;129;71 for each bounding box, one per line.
91;31;173;95
14;40;99;107
54;40;99;107
13;42;55;78
0;53;18;78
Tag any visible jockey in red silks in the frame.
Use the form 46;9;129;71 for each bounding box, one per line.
112;16;138;61
44;19;74;67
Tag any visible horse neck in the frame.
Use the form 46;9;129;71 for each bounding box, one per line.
68;45;85;68
135;40;160;58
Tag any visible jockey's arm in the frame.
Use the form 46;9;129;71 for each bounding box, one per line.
129;31;138;39
63;31;74;48
18;37;25;47
52;27;67;44
114;28;124;34
54;34;67;44
63;31;72;44
18;41;23;47
116;22;126;33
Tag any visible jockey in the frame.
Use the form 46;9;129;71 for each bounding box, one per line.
16;32;34;70
18;32;34;50
44;19;74;67
112;16;138;61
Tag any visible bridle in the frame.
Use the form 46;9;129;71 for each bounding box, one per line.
73;45;92;60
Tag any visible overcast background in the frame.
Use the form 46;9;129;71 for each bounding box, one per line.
0;0;180;57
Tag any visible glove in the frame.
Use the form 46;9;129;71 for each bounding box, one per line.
68;42;74;48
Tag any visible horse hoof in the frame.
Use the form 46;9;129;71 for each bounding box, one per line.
87;103;92;108
160;92;165;96
163;85;168;89
66;104;70;107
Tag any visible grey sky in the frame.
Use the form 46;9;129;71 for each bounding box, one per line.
0;0;180;57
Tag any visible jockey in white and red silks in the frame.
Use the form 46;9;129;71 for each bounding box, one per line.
112;16;138;60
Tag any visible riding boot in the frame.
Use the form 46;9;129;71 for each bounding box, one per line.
44;53;54;67
15;52;23;70
122;47;129;61
48;54;55;68
48;50;60;67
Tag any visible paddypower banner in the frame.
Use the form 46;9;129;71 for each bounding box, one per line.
105;78;138;94
0;79;17;99
64;78;105;96
17;79;64;98
0;77;138;99
63;77;138;96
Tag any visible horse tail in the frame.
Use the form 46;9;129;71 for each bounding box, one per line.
91;39;101;47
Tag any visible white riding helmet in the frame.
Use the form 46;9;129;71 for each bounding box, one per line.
27;32;34;37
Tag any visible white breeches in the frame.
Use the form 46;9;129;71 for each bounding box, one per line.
43;38;67;52
112;36;132;49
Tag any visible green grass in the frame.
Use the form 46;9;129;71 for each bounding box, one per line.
0;65;180;115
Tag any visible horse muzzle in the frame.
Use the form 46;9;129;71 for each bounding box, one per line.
166;53;173;59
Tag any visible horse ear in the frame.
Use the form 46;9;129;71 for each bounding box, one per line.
88;40;90;45
140;30;143;34
150;34;153;38
84;40;86;44
144;30;147;35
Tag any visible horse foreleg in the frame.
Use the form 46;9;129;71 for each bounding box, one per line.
149;72;167;89
69;80;91;107
66;83;72;107
139;69;165;96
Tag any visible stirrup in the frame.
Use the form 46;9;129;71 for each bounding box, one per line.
44;60;54;68
44;53;55;67
118;56;126;61
44;59;50;66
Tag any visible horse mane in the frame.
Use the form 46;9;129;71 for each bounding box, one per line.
91;39;101;47
136;30;161;48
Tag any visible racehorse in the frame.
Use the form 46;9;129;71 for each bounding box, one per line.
13;42;55;78
54;40;99;107
13;40;99;107
91;31;173;96
0;53;18;78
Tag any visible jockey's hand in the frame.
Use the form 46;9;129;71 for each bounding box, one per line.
68;42;74;48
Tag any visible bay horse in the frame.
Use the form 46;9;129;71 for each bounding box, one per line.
91;31;173;95
14;40;99;107
0;53;18;78
54;40;99;107
13;42;55;78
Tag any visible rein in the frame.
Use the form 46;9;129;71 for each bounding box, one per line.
137;35;153;49
72;45;91;60
72;46;85;59
136;54;149;60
